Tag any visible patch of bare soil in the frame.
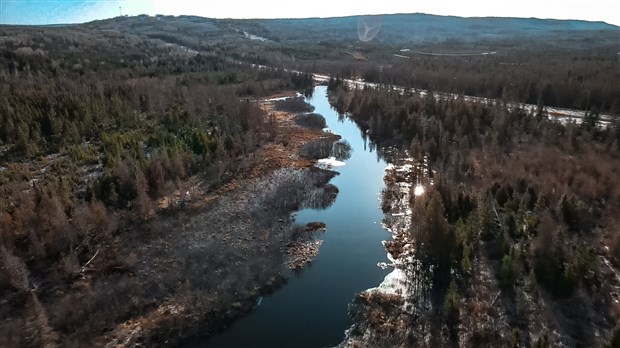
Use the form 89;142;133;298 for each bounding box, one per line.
305;221;327;232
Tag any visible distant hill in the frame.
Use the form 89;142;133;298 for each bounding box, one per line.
247;14;620;44
1;12;618;82
3;13;618;54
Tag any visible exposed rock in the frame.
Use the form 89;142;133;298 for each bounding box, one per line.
305;221;327;232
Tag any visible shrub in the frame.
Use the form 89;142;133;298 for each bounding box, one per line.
0;246;29;292
273;97;314;113
444;279;461;328
497;247;519;289
299;139;351;161
299;138;334;159
557;194;593;232
532;222;597;297
605;326;620;348
332;140;352;161
64;143;100;164
293;113;326;129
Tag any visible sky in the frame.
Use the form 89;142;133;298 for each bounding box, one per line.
1;0;619;26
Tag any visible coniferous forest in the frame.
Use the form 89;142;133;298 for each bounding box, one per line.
329;74;620;346
1;13;619;347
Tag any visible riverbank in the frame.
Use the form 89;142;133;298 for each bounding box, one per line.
339;155;422;348
334;84;620;348
193;85;392;348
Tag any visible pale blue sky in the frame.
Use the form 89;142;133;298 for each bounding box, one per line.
1;0;619;26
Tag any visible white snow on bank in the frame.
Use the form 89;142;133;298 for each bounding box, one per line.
263;93;303;103
365;156;420;305
385;160;413;173
263;96;291;102
372;247;418;303
396;164;413;172
391;209;412;217
383;159;416;234
376;267;408;296
317;157;346;168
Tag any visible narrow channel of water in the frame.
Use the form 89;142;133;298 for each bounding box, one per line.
194;86;392;348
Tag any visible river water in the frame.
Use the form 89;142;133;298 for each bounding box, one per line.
194;85;392;348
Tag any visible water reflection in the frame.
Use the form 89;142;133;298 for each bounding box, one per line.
195;86;392;348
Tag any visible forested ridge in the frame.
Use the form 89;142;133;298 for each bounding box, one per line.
351;52;619;113
3;13;618;113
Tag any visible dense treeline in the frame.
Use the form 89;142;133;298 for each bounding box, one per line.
312;49;620;113
385;53;620;113
0;63;313;252
4;14;617;115
0;69;312;158
330;80;620;346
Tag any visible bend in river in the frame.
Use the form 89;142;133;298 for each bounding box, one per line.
190;85;393;347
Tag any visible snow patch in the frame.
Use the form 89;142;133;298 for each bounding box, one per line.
243;31;269;42
317;157;346;168
376;267;408;296
264;96;291;102
396;164;413;172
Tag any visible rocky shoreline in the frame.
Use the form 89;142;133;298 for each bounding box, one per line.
339;154;420;348
339;153;620;347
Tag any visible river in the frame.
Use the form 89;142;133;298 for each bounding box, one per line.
190;85;393;347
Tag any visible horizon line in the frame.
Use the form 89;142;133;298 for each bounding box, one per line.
1;12;619;28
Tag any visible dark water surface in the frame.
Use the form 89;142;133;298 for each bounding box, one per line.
193;86;391;348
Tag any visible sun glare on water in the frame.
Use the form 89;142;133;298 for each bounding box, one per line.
414;185;425;196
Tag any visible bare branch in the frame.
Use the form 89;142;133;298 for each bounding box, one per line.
80;250;99;273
